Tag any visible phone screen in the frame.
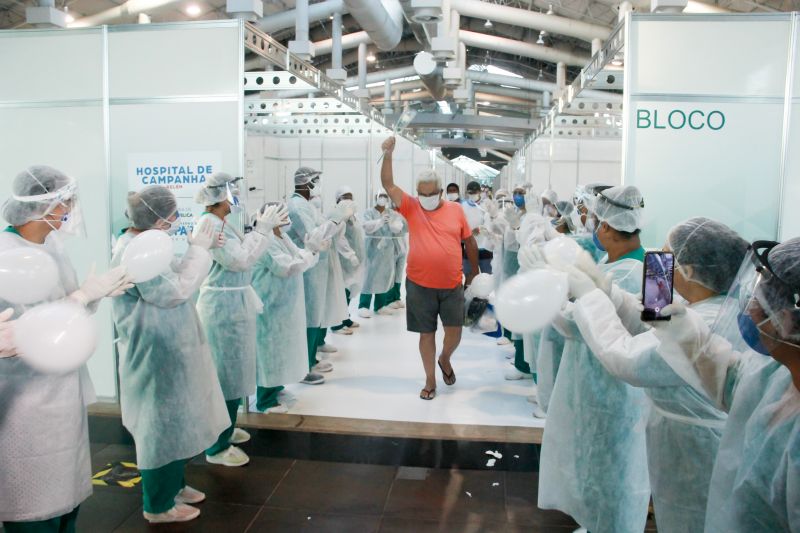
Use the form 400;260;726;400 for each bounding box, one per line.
641;251;675;321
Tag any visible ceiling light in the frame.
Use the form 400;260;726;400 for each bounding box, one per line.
537;30;546;45
547;4;554;15
185;4;202;17
484;19;493;28
65;13;74;23
480;101;491;106
366;53;376;62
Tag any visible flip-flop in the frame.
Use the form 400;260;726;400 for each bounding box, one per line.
420;388;436;400
438;360;456;386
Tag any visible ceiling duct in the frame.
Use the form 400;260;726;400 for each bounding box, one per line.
342;0;404;51
414;51;447;100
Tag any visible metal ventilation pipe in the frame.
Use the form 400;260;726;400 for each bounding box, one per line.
460;30;590;67
345;65;417;87
258;0;345;33
451;0;610;43
342;0;404;51
314;31;371;55
466;70;622;102
414;51;447;100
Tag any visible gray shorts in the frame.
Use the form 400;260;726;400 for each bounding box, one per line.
405;278;464;333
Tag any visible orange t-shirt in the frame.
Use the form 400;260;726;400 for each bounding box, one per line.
397;191;472;289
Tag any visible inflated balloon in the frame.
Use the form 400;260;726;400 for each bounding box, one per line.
14;300;97;374
542;237;581;269
120;230;174;283
469;273;494;299
495;268;568;334
0;247;59;304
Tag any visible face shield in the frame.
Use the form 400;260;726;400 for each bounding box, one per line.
16;178;86;238
708;241;800;356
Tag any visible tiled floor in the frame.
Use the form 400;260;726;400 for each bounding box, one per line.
80;441;581;532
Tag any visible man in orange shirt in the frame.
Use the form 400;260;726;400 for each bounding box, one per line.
380;136;479;400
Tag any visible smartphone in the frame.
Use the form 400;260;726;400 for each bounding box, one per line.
641;251;674;321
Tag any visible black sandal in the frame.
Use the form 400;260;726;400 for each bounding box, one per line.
438;360;456;386
420;388;436;400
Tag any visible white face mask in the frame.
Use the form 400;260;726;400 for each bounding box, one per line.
377;197;388;207
162;218;180;236
468;193;480;203
446;193;459;202
309;179;321;198
419;194;441;211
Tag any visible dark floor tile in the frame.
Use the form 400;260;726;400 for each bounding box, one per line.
383;468;507;523
248;507;381;533
266;460;396;515
113;502;260;533
89;415;135;446
77;489;141;532
184;456;294;506
504;471;576;527
378;516;520;533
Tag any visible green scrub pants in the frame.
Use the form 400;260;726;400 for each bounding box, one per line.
205;398;241;456
306;327;325;370
513;339;532;376
385;282;401;304
359;292;389;312
256;385;285;411
2;507;80;533
140;458;188;514
331;289;353;331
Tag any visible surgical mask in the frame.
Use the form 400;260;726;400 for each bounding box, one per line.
570;210;583;231
419;195;441;211
309;180;321;198
592;229;606;252
513;194;525;208
446;193;459;202
468;193;480;203
737;313;772;356
163;218;181;236
377;197;388;207
229;204;244;216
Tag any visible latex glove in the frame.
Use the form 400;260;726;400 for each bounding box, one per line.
297;248;318;271
518;243;545;272
188;218;216;250
211;230;227;249
331;200;356;224
318;238;332;252
71;264;134;306
503;207;521;229
348;254;360;267
304;233;322;253
381;212;391;224
389;219;403;234
484;199;499;218
563;265;597;300
255;204;290;235
0;308;17;358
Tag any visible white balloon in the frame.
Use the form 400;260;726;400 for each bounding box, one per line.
542;237;582;268
0;247;60;304
14;301;97;374
120;230;174;283
469;273;494;299
495;268;568;334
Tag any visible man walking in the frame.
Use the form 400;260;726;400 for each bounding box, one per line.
380;136;479;400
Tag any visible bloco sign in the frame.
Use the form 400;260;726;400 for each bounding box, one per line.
636;109;726;131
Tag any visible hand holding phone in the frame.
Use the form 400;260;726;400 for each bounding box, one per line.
641;251;674;321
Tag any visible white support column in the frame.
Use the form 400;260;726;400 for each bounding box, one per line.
591;38;602;56
354;42;370;100
383;79;393;115
288;0;313;59
556;62;566;98
326;11;347;82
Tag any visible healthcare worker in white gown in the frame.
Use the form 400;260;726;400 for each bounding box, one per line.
649;237;800;533
0;166;132;531
566;218;748;533
112;185;230;524
194;173;289;467
538;185;650;533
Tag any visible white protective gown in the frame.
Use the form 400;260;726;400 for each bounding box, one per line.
0;230;94;522
111;231;229;470
573;293;728;533
337;217;366;292
360;208;396;295
287;193;347;328
252;233;316;388
390;211;408;286
538;252;651;533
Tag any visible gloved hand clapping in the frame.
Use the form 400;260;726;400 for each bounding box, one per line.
211;230;227;249
187;218;216;250
71;263;134;306
574;249;612;295
389;219;403;234
255;204;290;235
503;207;521;229
484;199;499;218
348;254;360;267
562;265;598;300
0;308;17;358
331;200;356;224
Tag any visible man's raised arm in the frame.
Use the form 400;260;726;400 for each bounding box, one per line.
381;136;404;207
